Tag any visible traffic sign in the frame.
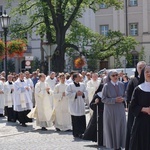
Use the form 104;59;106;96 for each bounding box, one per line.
25;66;31;69
25;60;31;66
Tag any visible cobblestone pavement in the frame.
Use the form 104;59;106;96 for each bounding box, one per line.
0;114;122;150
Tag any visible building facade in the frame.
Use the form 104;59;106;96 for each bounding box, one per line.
96;0;150;69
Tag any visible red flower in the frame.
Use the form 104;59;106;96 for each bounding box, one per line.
74;57;85;68
7;39;27;58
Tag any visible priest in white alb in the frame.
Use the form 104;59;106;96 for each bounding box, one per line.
45;71;57;108
24;71;34;105
53;73;72;131
28;73;54;130
66;73;88;138
86;73;101;116
4;75;16;122
14;72;33;127
45;72;57;91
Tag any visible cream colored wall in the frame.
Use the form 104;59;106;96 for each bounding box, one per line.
95;0;150;68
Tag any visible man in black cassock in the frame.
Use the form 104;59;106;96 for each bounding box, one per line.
66;73;88;138
125;61;146;150
4;75;17;122
13;72;33;127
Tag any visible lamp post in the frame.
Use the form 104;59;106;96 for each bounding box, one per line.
0;10;11;79
124;0;128;73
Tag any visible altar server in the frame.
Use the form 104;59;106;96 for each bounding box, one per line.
14;72;33;127
4;75;16;122
66;73;88;138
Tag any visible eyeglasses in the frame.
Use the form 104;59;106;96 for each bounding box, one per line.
111;74;118;77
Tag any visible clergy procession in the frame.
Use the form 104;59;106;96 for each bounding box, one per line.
0;61;150;150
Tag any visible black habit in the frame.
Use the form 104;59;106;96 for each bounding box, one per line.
83;84;104;146
125;76;139;150
129;87;150;150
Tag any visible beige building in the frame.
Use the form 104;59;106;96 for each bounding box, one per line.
95;0;150;69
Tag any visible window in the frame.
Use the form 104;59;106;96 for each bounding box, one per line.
100;25;109;36
129;0;138;6
0;6;3;16
129;23;138;36
100;3;107;9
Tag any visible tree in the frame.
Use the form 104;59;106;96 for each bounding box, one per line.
66;21;139;69
7;0;122;72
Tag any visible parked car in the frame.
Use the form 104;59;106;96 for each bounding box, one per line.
98;68;135;77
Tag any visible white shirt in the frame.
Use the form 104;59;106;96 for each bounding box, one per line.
111;80;119;86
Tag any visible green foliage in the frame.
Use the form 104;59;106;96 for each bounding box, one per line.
138;46;146;61
66;22;139;69
87;59;98;71
31;57;41;72
7;59;15;73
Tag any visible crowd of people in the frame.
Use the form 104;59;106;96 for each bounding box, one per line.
0;60;150;150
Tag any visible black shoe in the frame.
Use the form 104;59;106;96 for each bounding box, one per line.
78;134;83;139
73;134;79;138
21;123;27;127
11;119;16;122
0;114;4;117
41;127;47;131
56;128;60;131
65;129;72;132
8;119;16;122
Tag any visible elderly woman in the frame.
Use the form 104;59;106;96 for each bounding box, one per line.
102;70;126;150
129;65;150;150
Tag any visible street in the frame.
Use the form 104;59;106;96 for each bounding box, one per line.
0;114;110;150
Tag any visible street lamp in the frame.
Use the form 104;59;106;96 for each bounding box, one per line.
0;10;11;79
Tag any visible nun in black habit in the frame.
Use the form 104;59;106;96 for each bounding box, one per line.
125;61;146;150
129;65;150;150
82;83;104;146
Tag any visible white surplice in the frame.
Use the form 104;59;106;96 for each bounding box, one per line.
13;79;33;112
24;77;34;100
65;78;73;85
86;80;101;103
53;83;72;131
45;76;57;109
32;81;54;127
66;82;89;116
0;81;5;114
4;81;15;108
